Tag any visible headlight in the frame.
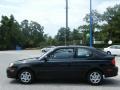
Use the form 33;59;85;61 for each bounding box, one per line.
9;63;14;67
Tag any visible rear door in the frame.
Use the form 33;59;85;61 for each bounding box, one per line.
115;46;120;55
109;45;119;55
69;47;94;78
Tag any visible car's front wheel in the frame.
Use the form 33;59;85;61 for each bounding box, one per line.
107;51;111;55
87;70;103;85
18;69;34;84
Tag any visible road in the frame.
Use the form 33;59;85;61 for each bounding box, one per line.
0;50;120;90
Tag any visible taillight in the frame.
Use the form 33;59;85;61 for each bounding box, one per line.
111;58;116;65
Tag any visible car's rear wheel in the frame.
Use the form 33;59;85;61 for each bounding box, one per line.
18;69;34;84
87;70;103;85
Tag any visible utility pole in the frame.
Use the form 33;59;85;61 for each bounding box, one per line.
90;0;93;47
65;0;68;46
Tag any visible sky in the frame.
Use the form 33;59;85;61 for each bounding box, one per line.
0;0;120;37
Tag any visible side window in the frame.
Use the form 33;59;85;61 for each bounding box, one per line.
110;46;117;49
77;48;92;58
49;48;74;59
116;46;120;49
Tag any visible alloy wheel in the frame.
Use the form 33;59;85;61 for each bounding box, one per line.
18;70;34;84
87;71;103;85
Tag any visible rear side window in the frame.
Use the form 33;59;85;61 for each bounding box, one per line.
115;46;120;49
77;48;92;58
110;45;120;49
110;45;117;49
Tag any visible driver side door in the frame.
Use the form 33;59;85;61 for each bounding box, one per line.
37;48;75;79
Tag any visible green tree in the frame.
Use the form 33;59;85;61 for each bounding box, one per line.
0;15;22;49
83;10;102;43
102;4;120;43
84;10;102;24
55;27;71;45
71;29;82;45
0;16;10;49
20;20;44;47
78;25;89;44
29;21;44;46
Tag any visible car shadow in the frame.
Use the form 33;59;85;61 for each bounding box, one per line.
9;78;120;87
102;78;120;86
9;79;20;84
10;79;85;85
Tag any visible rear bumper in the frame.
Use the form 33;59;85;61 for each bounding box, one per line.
104;66;118;77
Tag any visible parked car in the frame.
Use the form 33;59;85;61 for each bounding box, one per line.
104;45;120;55
7;46;118;85
41;46;55;53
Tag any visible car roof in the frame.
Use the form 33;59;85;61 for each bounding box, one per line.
48;46;108;56
53;45;93;49
110;45;120;46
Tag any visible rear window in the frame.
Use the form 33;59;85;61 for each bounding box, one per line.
93;48;108;56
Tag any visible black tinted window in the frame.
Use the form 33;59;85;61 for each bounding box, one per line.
50;48;74;59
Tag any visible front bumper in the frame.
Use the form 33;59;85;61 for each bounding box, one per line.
7;67;17;78
104;66;118;77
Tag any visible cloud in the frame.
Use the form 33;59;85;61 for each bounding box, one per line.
4;0;25;3
96;0;120;13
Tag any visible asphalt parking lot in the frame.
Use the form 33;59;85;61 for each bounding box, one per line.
0;50;120;90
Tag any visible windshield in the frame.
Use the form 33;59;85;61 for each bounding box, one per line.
39;47;55;60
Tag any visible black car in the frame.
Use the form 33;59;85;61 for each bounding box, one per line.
7;46;118;85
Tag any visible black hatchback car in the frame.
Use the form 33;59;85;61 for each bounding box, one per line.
7;46;118;85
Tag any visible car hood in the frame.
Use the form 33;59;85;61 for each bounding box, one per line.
14;57;40;64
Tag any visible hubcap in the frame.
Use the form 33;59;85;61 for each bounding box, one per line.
90;72;101;84
20;71;31;83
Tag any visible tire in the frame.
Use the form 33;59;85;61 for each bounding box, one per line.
87;70;103;85
18;69;34;84
107;51;111;55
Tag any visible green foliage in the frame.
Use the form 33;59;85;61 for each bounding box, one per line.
84;10;102;24
0;15;22;49
82;10;102;44
55;27;72;45
0;15;45;50
78;25;89;44
102;4;120;43
21;20;44;47
72;29;81;40
78;4;120;44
